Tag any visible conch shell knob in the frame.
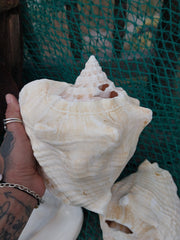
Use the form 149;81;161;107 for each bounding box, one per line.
19;56;152;214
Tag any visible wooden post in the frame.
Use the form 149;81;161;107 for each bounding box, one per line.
0;0;23;134
0;2;23;89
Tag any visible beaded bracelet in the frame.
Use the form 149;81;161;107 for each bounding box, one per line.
0;182;43;208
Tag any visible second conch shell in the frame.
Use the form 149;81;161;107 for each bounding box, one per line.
19;56;152;214
99;160;180;240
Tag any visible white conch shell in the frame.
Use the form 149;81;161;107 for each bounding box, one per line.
19;190;83;240
99;160;180;240
19;55;152;214
60;55;117;101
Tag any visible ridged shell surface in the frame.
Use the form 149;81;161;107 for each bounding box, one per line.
19;56;152;214
100;160;180;240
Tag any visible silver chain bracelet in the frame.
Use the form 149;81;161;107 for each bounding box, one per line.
0;182;43;207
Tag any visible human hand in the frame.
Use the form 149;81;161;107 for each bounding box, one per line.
0;94;45;197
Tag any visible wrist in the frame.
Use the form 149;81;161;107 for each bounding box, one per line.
1;185;38;207
0;182;43;207
2;171;45;197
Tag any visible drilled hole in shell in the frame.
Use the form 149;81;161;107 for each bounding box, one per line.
105;220;133;234
98;84;109;91
110;91;118;98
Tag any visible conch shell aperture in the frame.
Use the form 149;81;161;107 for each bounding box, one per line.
19;56;152;214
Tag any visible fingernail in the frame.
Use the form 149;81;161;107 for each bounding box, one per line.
5;94;12;104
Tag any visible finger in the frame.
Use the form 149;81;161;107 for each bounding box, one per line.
5;94;24;132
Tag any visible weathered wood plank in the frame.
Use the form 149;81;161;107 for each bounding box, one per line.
0;5;23;89
0;63;19;134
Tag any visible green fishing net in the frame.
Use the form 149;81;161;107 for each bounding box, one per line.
19;0;179;239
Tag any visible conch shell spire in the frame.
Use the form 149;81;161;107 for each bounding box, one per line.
75;55;110;87
61;55;117;101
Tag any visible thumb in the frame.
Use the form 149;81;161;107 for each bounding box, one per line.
5;94;24;132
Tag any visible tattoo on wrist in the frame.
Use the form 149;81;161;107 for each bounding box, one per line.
0;191;33;240
0;131;15;180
